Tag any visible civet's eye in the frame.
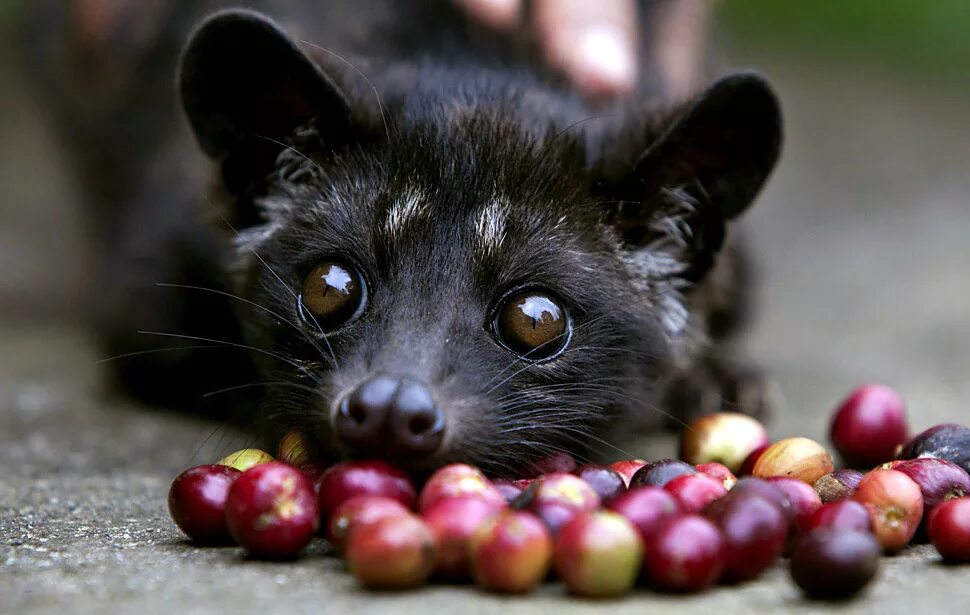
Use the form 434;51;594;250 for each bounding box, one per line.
299;261;365;329
494;291;570;360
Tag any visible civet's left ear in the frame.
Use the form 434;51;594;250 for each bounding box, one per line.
605;72;782;281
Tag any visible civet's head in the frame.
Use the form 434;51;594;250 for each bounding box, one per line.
178;10;781;473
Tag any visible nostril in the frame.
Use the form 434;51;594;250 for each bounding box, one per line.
334;374;399;449
387;381;445;456
337;397;371;427
349;404;368;425
408;415;432;435
338;397;353;420
336;375;445;457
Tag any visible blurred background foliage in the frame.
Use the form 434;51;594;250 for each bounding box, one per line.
0;0;27;25
718;0;970;78
2;1;969;78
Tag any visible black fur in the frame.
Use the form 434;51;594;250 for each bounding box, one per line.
24;1;782;474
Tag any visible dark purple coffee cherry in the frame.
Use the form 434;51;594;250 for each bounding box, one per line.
899;424;970;476
790;529;880;599
630;459;697;488
574;465;626;502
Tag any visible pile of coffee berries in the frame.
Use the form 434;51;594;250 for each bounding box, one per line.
168;384;970;600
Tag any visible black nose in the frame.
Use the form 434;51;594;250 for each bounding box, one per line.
335;374;445;458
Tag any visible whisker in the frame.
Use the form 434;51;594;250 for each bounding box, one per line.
200;380;320;399
497;417;595;433
96;344;222;364
592;387;689;430
494;410;599;425
545;423;640;461
491;374;649;403
502;377;688;430
189;423;236;467
482;310;622;392
136;330;310;376
298;40;391;145
251;133;327;176
218;215;340;369
530;113;613;181
155;281;334;367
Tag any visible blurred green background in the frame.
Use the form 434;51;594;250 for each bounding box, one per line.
719;0;970;78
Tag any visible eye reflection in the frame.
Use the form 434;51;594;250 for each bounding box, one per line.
495;291;570;360
300;261;365;329
321;267;353;295
518;296;561;328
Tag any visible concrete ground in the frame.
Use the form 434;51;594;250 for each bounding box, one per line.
2;34;970;614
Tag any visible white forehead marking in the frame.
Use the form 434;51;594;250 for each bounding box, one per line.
476;198;508;256
384;187;429;236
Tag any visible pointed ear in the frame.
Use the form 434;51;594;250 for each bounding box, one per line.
634;71;782;219
607;72;782;281
178;9;353;191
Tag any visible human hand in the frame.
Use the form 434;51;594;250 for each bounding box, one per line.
454;0;638;99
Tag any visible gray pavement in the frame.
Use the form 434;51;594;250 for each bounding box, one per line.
3;38;970;614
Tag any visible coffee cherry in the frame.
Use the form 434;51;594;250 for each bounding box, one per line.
327;494;411;551
277;430;310;467
876;459;906;470
528;472;600;534
803;500;873;534
318;460;415;522
225;462;319;559
680;412;770;473
898;423;970;474
168;465;240;543
511;478;534;491
729;477;794;522
893;458;970;518
696;462;737;490
554;510;643;597
830;384;909;467
345;514;436;588
471;510;552;593
418;463;505;512
525;452;577;477
574;465;626;502
927;497;970;562
216;448;274;472
738;444;770;476
813;469;864;503
297;463;327;486
606;486;683;542
609;459;647;487
492;480;525;503
532;501;577;535
767;477;822;531
423;496;505;579
852;469;923;552
790;529;880;599
704;491;788;582
753;437;834;484
630;459;697;488
644;515;726;592
665;473;727;513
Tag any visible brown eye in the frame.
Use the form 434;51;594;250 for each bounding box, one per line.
495;291;570;360
299;261;365;329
